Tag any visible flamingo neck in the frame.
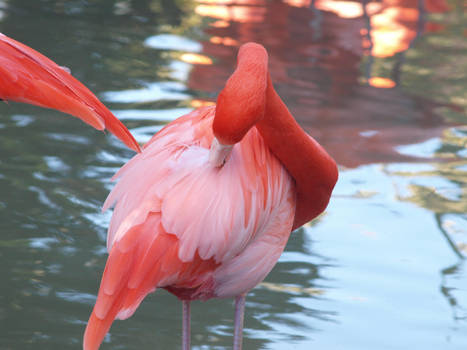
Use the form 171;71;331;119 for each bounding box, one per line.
212;43;338;229
256;75;338;229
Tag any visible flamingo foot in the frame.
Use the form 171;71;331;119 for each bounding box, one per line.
233;294;247;350
182;300;191;350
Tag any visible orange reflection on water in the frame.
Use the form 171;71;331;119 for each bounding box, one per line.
210;36;239;46
368;77;396;88
210;20;230;28
315;0;364;19
369;0;450;57
273;0;451;58
189;0;459;167
283;0;310;7
195;0;267;23
180;53;213;65
284;0;364;19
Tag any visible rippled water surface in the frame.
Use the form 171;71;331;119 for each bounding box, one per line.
1;1;466;349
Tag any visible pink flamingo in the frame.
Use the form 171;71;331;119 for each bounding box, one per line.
0;33;338;350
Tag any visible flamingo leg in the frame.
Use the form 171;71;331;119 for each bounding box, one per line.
182;300;191;350
233;294;247;350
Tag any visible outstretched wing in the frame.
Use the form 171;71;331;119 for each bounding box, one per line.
83;106;295;350
0;33;140;152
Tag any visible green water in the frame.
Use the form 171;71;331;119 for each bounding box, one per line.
0;0;466;349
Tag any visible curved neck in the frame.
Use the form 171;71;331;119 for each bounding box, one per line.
213;43;338;229
257;75;338;229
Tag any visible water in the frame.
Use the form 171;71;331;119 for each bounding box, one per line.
0;0;466;349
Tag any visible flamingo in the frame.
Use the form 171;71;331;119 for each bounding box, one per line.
0;33;338;350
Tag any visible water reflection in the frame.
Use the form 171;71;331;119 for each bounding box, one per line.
0;0;466;349
382;123;466;331
189;0;464;167
441;261;467;322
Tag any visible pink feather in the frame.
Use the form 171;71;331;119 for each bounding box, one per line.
83;106;296;350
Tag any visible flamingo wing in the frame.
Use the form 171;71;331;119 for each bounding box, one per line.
105;106;294;263
83;106;296;350
0;33;140;152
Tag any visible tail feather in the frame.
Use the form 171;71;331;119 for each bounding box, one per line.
83;216;219;350
83;214;183;350
84;298;124;350
0;33;140;152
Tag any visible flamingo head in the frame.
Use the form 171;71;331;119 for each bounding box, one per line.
210;43;269;167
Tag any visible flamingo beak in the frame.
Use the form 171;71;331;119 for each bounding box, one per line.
209;137;233;167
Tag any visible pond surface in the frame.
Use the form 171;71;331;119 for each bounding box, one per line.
0;1;466;349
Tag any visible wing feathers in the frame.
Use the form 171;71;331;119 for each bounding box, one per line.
84;107;295;350
84;219;217;350
104;107;291;263
0;33;140;152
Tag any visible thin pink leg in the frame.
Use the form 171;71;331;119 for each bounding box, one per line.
182;300;191;350
233;294;247;350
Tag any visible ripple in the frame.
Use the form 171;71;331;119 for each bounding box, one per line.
55;189;98;210
102;81;189;103
410;176;463;201
385;163;436;174
44;156;70;172
28;186;59;210
113;108;192;122
29;237;60;250
396;138;443;158
83;211;112;234
169;60;192;81
46;133;90;145
144;34;202;52
56;290;96;305
11;114;34;127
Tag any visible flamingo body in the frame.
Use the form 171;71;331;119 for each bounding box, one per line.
84;105;295;349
